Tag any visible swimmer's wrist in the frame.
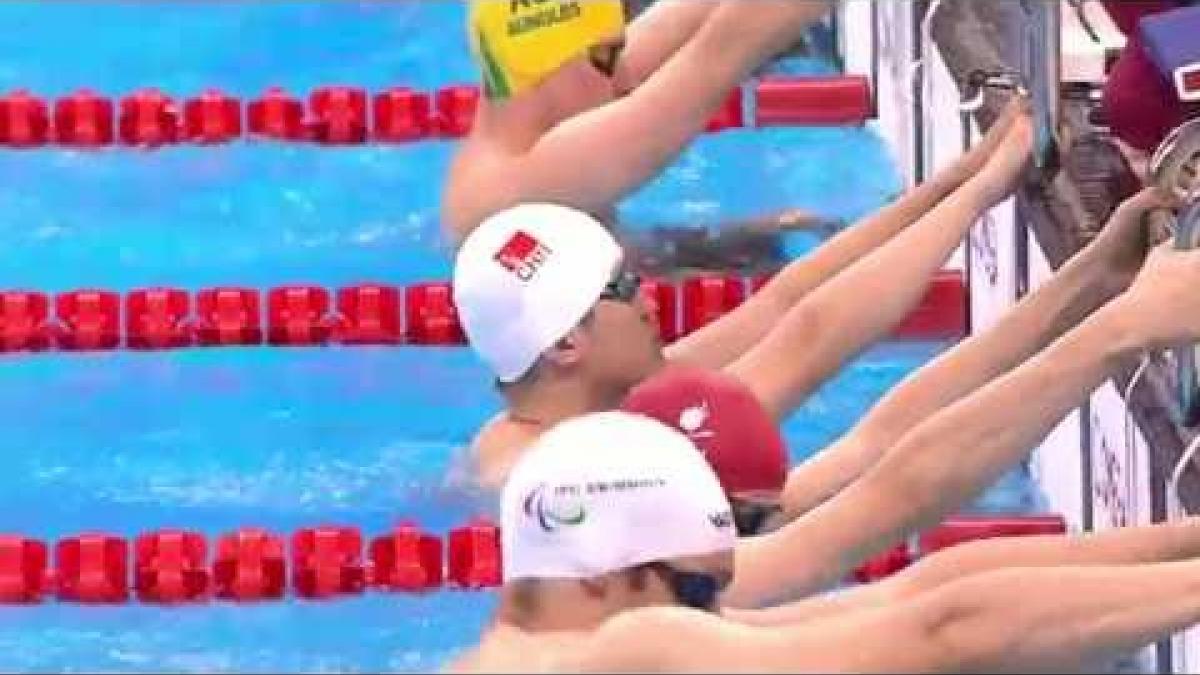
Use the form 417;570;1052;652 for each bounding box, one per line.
1091;297;1155;357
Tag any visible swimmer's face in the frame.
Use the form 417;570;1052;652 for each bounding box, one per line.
581;266;665;388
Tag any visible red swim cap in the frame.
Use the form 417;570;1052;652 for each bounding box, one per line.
620;365;788;500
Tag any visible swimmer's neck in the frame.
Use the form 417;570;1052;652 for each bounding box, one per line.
504;377;627;429
494;583;669;634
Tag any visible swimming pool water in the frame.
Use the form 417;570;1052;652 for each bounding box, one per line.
0;2;1036;671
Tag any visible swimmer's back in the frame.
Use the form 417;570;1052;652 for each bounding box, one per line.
466;412;545;493
442;134;523;247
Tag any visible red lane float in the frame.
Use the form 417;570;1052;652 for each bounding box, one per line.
754;75;874;127
292;526;366;599
447;519;502;589
0;291;53;352
54;89;114;146
213;528;287;601
135;530;209;604
194;288;263;346
119;89;179;147
892;271;968;340
405;282;465;345
126;288;192;350
310;86;368;145
434;85;479;138
374;88;431;142
849;514;1069;585
706;89;744;133
640;278;679;344
56;533;128;603
334;284;402;345
749;273;775;295
681;275;746;336
0;270;966;354
0;78;880;150
267;285;333;346
850;544;911;584
0;90;50;147
183;89;242;144
248;87;306;141
369;523;443;592
0;536;49;603
917;514;1067;556
54;290;121;351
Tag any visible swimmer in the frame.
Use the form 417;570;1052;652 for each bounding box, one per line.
648;185;1171;530
450;410;1200;674
458;181;1190;612
442;0;835;244
649;186;1192;609
620;365;792;536
452;102;1034;490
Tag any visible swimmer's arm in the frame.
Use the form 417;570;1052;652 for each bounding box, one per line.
722;305;1138;607
726;516;1200;627
619;1;723;87
620;563;1200;673
778;210;1121;516
665;102;1019;371
520;1;833;217
720;166;1001;420
865;562;1200;673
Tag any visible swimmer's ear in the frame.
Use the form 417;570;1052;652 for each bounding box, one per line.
578;576;610;600
543;327;588;368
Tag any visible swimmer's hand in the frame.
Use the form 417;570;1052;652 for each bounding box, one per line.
945;95;1029;187
966;107;1035;207
1084;186;1184;296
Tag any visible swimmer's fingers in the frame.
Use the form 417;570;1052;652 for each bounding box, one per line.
1115;185;1184;218
1113;186;1185;243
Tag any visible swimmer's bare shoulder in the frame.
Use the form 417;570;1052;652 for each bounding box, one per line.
467;412;544;492
445;626;588;674
573;606;770;672
443;136;525;246
442;130;621;247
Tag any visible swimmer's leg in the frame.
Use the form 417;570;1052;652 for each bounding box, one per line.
780;186;1179;517
667;96;1026;371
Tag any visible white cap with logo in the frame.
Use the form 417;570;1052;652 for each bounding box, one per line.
452;203;623;383
500;411;737;582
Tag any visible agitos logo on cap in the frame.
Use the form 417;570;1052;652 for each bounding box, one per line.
494;230;553;282
523;482;587;532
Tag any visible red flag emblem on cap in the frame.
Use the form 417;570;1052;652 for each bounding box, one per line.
494;230;553;282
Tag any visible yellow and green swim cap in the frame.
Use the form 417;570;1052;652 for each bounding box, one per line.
468;0;627;100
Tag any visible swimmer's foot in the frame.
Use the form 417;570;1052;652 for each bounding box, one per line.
969;107;1035;207
948;94;1030;185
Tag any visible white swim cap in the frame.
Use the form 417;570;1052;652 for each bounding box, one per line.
501;411;737;583
453;203;623;383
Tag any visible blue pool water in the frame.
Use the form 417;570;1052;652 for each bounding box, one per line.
0;2;1036;672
